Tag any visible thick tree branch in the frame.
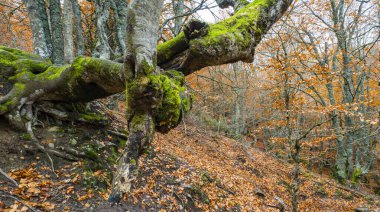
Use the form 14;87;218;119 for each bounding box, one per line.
158;0;293;75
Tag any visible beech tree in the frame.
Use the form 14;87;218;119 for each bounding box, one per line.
0;0;293;203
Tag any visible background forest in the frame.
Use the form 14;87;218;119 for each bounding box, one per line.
0;0;379;211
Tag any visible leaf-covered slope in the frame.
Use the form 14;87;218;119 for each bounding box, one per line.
143;125;378;211
0;117;378;211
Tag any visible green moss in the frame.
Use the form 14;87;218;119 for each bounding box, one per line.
0;105;7;113
0;83;26;112
13;83;24;90
0;49;18;67
130;113;148;130
0;47;54;85
20;133;32;140
36;65;70;81
80;113;103;121
79;113;109;126
84;145;100;161
140;60;155;76
71;57;88;78
153;70;192;132
0;46;44;61
71;56;124;79
155;74;181;126
14;59;50;73
157;32;188;64
191;0;275;49
130;159;136;165
126;69;191;132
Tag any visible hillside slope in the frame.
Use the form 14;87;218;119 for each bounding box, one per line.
0;111;379;211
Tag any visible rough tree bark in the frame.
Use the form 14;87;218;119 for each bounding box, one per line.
23;0;50;58
63;0;75;63
93;0;112;59
0;0;293;202
72;0;85;56
172;0;185;36
49;0;65;64
111;0;128;55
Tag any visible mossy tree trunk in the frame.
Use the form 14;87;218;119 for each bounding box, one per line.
0;0;293;202
108;0;163;203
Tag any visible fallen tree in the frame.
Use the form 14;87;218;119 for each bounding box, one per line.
0;0;293;203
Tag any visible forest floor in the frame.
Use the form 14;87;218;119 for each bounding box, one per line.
0;101;379;211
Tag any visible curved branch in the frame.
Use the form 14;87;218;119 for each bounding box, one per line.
0;46;128;115
158;0;293;75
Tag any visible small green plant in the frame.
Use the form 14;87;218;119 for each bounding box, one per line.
19;133;32;140
119;139;127;148
351;167;362;183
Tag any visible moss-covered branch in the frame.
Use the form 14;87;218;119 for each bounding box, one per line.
0;46;191;132
158;0;293;74
0;46;127;114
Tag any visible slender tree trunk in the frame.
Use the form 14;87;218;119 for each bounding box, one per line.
241;66;247;135
173;0;185;36
112;0;127;55
233;63;241;138
263;127;271;150
49;0;65;64
63;0;74;63
362;82;375;173
292;148;300;212
23;0;50;58
38;0;53;56
355;69;366;173
93;0;112;59
330;0;356;179
327;55;347;181
72;0;85;56
341;53;356;179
